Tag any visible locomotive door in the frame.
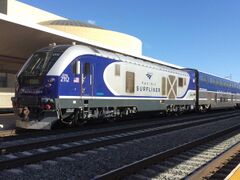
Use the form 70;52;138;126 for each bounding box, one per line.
81;62;94;96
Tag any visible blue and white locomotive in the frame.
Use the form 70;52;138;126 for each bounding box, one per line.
12;44;240;129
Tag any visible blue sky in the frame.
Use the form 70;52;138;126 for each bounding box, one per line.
20;0;240;81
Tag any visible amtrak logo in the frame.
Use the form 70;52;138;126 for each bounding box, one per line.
146;72;153;79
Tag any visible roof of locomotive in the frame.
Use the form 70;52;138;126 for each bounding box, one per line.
47;44;186;76
47;44;183;68
90;45;184;69
37;45;71;52
38;44;239;83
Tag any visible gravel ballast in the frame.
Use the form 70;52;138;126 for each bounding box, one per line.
0;117;240;179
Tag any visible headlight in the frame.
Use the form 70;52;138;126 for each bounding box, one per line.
41;98;55;110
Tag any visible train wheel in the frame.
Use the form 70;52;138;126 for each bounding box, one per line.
73;109;86;126
199;105;209;113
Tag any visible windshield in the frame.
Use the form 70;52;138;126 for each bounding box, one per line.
21;51;62;76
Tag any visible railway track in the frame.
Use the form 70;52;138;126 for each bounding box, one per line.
188;141;240;179
94;125;240;179
0;111;239;173
0;109;236;141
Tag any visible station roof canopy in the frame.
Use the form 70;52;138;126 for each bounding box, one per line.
40;19;104;29
0;13;110;73
0;13;182;74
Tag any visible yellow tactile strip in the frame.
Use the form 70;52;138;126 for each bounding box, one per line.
225;163;240;180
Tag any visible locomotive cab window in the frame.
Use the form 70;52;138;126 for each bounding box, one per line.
178;77;183;87
126;71;135;93
84;63;90;75
72;62;76;74
21;52;62;76
72;61;80;75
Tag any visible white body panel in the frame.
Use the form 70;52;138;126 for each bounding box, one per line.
103;62;190;98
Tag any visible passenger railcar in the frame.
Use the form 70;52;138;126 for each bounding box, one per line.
198;72;240;110
12;44;240;129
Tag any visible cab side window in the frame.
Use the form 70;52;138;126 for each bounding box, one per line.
84;63;90;75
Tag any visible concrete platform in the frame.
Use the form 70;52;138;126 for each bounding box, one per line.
0;113;16;131
226;163;240;180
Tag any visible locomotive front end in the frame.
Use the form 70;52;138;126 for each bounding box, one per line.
12;47;64;129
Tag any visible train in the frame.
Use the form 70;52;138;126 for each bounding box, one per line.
11;44;240;129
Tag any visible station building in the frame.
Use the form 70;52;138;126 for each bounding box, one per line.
0;0;142;108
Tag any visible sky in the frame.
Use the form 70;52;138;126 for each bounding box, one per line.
20;0;240;81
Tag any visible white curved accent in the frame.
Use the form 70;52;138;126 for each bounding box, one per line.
47;45;95;76
103;62;120;95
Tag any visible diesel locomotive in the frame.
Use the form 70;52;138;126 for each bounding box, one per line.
12;44;240;129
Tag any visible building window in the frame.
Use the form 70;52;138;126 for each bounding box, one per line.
126;71;135;93
115;64;120;76
178;77;183;87
0;73;7;87
162;77;166;96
